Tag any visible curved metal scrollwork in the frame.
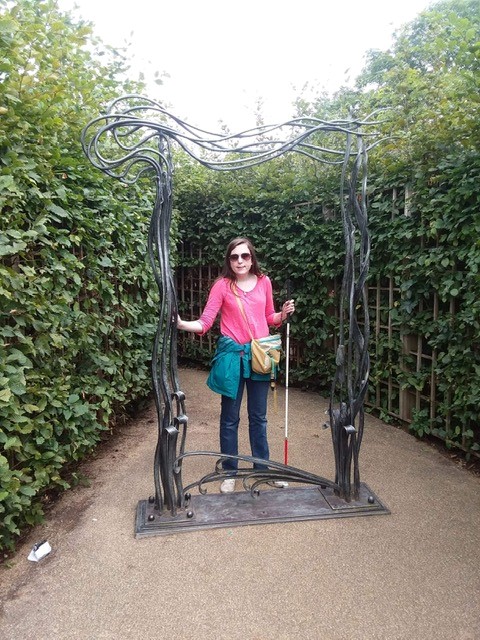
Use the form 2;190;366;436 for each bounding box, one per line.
82;95;384;513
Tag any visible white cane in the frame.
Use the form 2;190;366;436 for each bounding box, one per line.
284;280;292;465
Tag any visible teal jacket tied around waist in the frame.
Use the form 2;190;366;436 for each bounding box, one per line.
207;336;271;399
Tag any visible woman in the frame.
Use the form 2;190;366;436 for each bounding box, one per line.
177;237;295;493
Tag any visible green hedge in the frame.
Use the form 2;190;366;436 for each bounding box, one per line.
174;152;480;456
0;0;159;551
1;0;478;554
173;0;480;456
368;153;480;450
175;155;366;390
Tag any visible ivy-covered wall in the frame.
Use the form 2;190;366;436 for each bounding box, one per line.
367;153;479;449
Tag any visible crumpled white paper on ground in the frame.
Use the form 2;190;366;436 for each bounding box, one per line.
27;540;52;562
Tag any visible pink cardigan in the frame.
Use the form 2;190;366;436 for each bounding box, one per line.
198;275;281;344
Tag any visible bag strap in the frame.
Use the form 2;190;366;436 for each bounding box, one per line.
234;288;254;341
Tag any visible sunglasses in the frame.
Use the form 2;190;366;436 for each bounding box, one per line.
229;252;252;262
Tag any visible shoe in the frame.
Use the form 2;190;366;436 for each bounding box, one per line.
272;480;289;488
220;478;236;493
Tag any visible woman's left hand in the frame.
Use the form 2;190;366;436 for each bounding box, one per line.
281;299;295;321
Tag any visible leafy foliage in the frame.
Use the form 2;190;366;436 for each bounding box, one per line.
0;0;159;550
175;0;480;454
174;154;345;388
0;0;478;554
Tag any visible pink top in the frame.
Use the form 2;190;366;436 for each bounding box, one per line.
198;275;280;344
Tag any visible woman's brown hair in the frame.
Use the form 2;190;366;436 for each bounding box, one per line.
220;237;263;282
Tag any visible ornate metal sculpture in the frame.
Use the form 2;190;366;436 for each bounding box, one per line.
82;96;389;533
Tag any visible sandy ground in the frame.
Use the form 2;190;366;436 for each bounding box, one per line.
1;366;479;640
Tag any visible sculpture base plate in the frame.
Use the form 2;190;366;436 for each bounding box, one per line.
135;483;389;537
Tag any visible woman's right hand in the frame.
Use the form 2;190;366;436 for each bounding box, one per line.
176;315;203;334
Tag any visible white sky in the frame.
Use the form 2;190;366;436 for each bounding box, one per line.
59;0;434;131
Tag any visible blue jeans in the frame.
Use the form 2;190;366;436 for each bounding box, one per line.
220;373;271;471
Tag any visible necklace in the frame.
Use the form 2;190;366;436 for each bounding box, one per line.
235;275;257;294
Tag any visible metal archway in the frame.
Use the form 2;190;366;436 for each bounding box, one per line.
82;96;389;535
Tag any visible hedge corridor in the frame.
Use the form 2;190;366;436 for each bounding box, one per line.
1;0;478;553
